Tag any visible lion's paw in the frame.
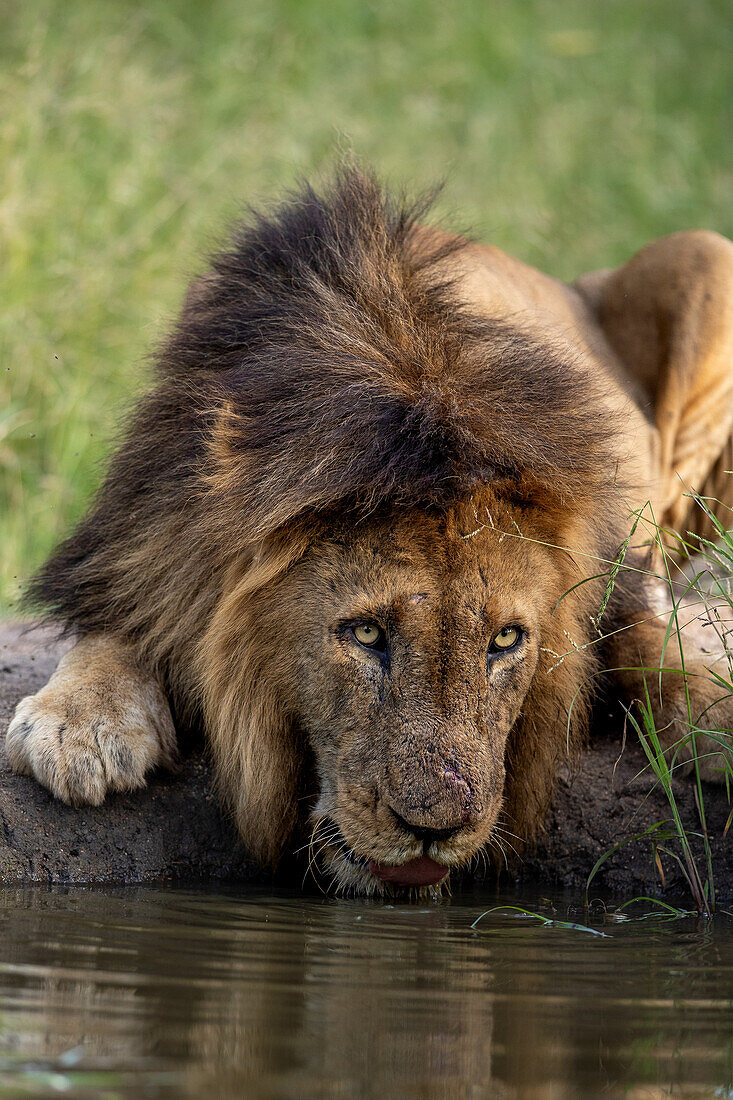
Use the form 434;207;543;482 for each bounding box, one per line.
6;664;177;806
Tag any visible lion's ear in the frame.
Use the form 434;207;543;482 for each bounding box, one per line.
197;544;307;868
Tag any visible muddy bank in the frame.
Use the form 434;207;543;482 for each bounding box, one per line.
0;623;254;885
522;726;733;900
1;621;731;897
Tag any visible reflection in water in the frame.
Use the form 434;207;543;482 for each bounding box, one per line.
0;886;731;1097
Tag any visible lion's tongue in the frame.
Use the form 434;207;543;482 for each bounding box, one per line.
368;856;449;887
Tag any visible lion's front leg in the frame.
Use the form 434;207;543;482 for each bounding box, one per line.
5;635;177;805
607;581;733;783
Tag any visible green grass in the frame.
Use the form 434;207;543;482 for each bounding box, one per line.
586;497;733;917
1;0;732;608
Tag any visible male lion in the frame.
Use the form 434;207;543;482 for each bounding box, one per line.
6;169;733;894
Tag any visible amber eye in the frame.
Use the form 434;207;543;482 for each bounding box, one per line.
353;622;384;648
491;625;522;651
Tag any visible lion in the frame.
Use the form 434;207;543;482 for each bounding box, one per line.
6;169;733;894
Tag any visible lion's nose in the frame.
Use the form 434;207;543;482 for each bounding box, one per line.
390;810;462;844
383;765;473;840
385;765;476;842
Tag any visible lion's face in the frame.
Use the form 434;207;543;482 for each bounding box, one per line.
276;499;560;894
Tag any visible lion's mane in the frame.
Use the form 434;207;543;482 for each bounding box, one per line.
28;168;620;864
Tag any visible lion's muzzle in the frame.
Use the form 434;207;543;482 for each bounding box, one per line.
384;754;480;840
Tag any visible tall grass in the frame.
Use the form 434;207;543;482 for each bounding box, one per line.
589;495;733;917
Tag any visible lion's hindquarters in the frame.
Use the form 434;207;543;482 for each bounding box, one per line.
606;581;733;785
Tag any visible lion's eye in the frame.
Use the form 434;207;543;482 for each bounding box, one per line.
353;622;384;648
491;625;522;652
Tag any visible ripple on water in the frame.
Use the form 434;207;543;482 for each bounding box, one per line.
0;886;732;1098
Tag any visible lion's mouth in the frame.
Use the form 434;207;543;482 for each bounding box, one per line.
318;819;451;888
368;856;449;887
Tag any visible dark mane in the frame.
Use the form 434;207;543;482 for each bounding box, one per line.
27;167;615;638
158;167;615;540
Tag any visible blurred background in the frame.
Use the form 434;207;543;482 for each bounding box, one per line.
1;0;732;611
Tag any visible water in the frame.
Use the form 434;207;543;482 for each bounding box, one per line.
0;887;731;1098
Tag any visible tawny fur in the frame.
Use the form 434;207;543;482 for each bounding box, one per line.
7;168;733;893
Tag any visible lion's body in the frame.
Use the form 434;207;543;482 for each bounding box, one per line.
7;171;733;893
440;226;733;538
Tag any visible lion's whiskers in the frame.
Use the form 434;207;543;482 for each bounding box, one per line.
292;819;340;858
300;817;343;892
468;845;490;879
489;835;509;869
492;825;520;858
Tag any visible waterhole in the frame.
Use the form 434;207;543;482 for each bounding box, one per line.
0;886;731;1097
